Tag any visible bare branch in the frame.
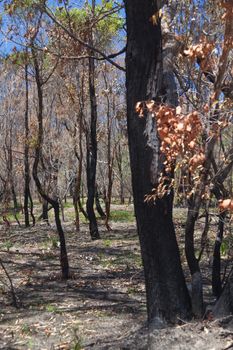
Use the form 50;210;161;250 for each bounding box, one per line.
40;4;126;72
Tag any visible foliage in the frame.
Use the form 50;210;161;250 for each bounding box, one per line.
136;0;233;210
53;1;123;52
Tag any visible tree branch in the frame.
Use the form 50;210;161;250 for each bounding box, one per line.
40;4;126;72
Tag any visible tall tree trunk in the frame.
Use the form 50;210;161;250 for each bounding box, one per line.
86;16;100;240
184;136;216;317
104;86;114;231
24;59;30;227
124;0;191;323
73;113;87;230
8;129;18;211
210;153;233;298
28;188;35;226
116;143;125;204
72;177;80;231
212;212;226;298
32;46;69;279
185;204;204;317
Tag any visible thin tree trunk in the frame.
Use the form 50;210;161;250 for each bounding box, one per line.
42;199;49;225
78;196;88;219
24;58;30;227
86;15;100;240
7;130;20;225
73;182;80;231
38;203;52;221
212;212;226;298
11;185;18;211
53;201;69;277
8;130;18;210
197;205;210;262
213;267;233;318
185;203;204;317
184;135;216;317
104;83;114;230
28;188;35;226
60;199;65;222
73;115;85;231
210;149;233;299
32;46;69;279
95;186;106;219
116;143;125;204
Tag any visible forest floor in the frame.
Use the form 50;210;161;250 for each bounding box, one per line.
0;205;233;349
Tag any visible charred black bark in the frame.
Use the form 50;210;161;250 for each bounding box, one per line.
213;268;233;318
78;196;88;219
211;149;233;299
212;212;226;298
185;204;204;317
95;186;106;220
53;201;69;278
116;143;125;204
86;41;100;239
124;0;191;323
42;199;49;225
24;59;30;227
32;46;69;279
7;129;18;211
73;196;80;231
184;136;216;317
28;188;35;226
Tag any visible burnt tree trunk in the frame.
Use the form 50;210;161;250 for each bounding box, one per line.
213;268;233;318
73;114;83;231
24;59;30;227
116;143;125;204
212;212;226;298
42;199;49;225
124;0;191;323
211;149;233;299
72;109;88;229
184;136;216;317
78;196;88;220
32;46;69;279
7;128;18;211
72;176;80;232
95;186;106;220
185;204;204;317
213;159;232;314
86;21;100;240
105;87;114;231
28;189;35;226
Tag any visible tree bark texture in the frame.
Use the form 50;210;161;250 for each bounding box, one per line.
213;268;233;318
86;51;100;239
184;136;216;317
24;60;30;227
32;47;69;279
212;212;226;298
95;186;106;220
124;0;191;323
211;149;233;298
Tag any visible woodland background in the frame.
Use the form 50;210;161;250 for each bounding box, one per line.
0;0;232;349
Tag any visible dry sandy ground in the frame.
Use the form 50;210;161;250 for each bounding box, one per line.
0;219;232;349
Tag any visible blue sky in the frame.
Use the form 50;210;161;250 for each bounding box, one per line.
0;0;125;57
